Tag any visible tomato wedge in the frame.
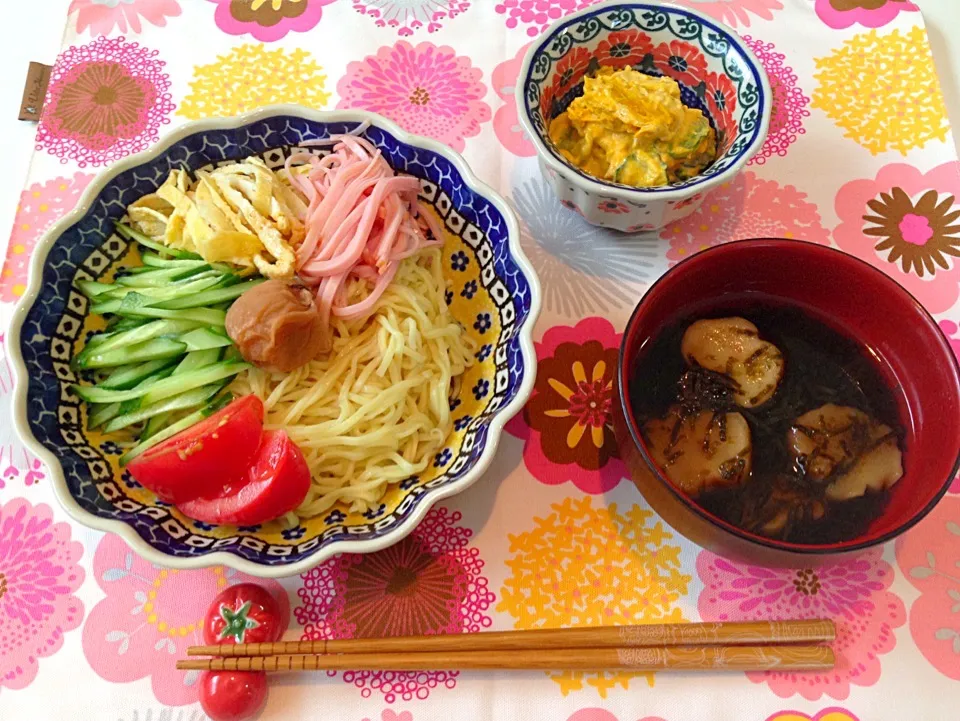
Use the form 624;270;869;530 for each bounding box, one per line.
127;396;264;504
177;430;310;526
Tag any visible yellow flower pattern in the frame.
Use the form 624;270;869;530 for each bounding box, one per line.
178;44;330;119
497;497;691;696
812;27;948;155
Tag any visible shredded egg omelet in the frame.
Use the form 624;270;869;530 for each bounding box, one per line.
128;158;308;279
548;67;717;188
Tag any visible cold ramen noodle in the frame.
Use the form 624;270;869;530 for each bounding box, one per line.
630;308;905;544
548;68;717;188
71;133;475;527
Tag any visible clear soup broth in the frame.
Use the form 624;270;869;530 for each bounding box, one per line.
629;300;906;545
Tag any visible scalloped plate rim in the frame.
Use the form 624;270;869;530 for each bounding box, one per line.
6;105;542;578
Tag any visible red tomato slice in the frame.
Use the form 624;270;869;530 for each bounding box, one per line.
203;583;285;646
199;670;267;721
127;396;264;505
177;430;310;526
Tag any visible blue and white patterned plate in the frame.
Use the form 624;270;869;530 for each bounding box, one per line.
7;107;541;577
516;1;771;231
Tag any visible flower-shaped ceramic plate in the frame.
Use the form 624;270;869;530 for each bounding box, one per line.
8;106;541;577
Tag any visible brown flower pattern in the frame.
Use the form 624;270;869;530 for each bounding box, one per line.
830;0;909;10
230;0;308;25
525;339;619;470
863;186;960;277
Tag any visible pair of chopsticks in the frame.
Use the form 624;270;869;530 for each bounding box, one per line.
177;619;836;674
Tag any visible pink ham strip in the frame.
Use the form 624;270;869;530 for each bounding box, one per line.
294;134;444;335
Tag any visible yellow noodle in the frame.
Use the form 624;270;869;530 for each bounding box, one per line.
230;248;476;517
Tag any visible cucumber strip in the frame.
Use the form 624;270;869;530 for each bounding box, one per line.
73;361;249;404
91;274;225;312
141;362;249;406
91;295;227;325
141;251;235;276
140;253;210;270
116;266;212;288
88;402;122;430
120;409;205;465
79;319;201;360
100;358;178;390
82;331;115;350
77;337;187;370
142;411;171;439
104;382;225;433
180;328;234;352
175;348;222;375
120;392;234;465
116;305;228;325
111;367;176;405
117;396;142;415
108;316;151;332
152;279;264;310
115;223;203;260
78;280;116;299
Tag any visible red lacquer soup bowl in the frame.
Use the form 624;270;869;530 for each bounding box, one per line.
613;239;960;565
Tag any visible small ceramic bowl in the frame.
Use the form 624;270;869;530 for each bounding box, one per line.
613;239;960;566
8;106;541;578
516;1;771;232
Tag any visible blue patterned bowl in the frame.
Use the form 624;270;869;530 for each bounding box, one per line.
7;107;541;577
516;1;771;232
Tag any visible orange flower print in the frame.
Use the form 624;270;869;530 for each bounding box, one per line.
705;71;737;141
595;29;655;69
652;40;708;89
555;46;592;95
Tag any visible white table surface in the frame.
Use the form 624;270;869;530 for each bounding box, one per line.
2;0;960;258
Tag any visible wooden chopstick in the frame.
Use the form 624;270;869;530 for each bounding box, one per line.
177;645;835;673
187;619;835;658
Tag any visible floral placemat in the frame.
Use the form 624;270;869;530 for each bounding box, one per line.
1;1;959;720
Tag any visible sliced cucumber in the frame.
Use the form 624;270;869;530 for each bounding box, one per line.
91;294;227;326
141;362;249;406
140;253;210;269
116;265;211;288
73;361;249;405
77;319;201;362
175;348;222;375
90;274;225;313
152;279;264;310
115;223;202;260
142;411;171;439
120;392;234;465
100;358;178;390
78;280;116;299
108;316;151;332
76;337;188;370
88;402;122;430
180;328;234;352
614;152;666;187
104;382;225;433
